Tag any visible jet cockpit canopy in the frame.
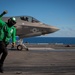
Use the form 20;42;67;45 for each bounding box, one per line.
20;16;40;23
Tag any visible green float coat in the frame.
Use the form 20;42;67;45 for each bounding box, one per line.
0;15;16;44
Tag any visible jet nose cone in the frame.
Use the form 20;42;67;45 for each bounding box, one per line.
49;26;59;33
52;27;59;32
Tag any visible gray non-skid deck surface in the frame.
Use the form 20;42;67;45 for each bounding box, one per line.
1;48;75;75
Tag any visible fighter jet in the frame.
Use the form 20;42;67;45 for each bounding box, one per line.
2;16;59;50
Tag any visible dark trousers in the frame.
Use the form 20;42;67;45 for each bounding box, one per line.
0;41;8;64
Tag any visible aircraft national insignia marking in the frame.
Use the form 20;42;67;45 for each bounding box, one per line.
31;28;38;32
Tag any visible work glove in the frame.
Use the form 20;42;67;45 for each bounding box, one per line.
2;10;8;14
12;43;15;48
1;10;8;16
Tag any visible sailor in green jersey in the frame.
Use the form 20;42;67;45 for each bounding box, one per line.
0;10;17;73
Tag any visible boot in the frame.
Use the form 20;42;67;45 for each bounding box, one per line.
0;63;3;73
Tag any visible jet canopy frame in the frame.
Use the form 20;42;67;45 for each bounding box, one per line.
20;16;40;23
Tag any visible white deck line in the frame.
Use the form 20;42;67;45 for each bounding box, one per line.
28;47;55;50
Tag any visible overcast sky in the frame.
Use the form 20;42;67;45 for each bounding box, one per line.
0;0;75;37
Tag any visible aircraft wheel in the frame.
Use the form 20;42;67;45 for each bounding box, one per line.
17;45;23;51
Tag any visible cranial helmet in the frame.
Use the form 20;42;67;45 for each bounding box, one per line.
8;17;16;26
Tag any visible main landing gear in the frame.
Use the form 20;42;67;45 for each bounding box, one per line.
16;39;28;51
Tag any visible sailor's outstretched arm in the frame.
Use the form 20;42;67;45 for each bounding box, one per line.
0;10;7;18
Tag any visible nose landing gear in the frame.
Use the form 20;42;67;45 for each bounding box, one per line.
17;39;28;51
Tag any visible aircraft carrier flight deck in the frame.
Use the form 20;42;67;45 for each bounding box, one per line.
1;44;75;75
